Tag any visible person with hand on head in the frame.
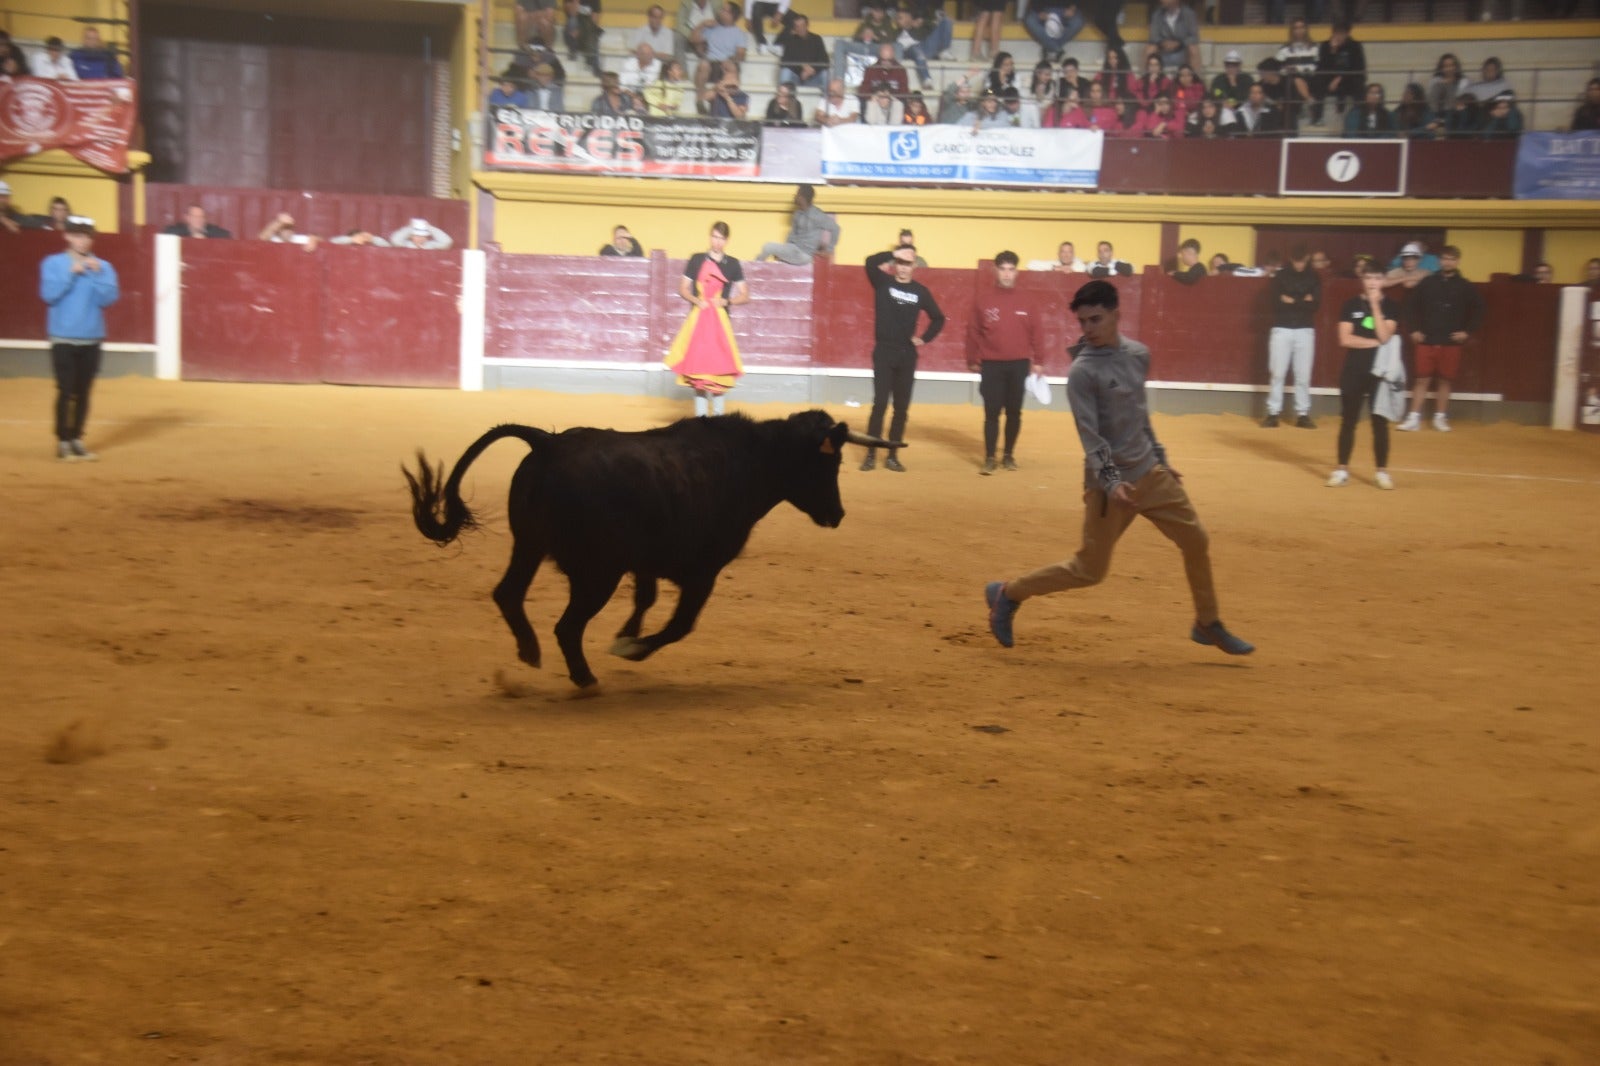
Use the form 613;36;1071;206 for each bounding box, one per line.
39;216;119;462
984;280;1253;657
259;212;320;250
1327;261;1400;489
0;179;27;234
599;224;643;257
860;242;945;472
390;218;453;250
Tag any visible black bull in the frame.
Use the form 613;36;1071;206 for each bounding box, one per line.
404;410;900;690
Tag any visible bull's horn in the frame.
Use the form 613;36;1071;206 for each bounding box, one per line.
844;430;908;449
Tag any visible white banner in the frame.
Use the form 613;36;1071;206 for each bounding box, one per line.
820;125;1103;188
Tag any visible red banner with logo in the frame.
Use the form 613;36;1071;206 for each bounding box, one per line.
0;77;137;173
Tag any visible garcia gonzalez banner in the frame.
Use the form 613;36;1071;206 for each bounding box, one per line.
0;77;137;173
485;107;760;178
1513;132;1600;200
821;125;1103;187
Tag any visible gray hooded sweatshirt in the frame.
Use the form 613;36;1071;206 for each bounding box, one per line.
1067;335;1169;494
786;204;841;257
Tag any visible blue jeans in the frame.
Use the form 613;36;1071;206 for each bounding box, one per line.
896;17;953;84
1023;7;1085;53
778;66;828;89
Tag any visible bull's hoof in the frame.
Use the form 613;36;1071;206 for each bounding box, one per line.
613;638;655;662
608;636;644;659
569;679;603;699
517;648;541;669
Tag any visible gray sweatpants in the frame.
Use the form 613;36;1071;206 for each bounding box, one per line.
1267;327;1315;417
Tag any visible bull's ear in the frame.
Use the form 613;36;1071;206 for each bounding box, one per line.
819;438;836;455
823;422;850;455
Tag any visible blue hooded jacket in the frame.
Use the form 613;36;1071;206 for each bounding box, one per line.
40;251;120;341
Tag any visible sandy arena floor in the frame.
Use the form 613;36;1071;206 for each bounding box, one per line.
1;377;1597;1066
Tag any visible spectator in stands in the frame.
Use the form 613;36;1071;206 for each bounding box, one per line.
1084;81;1125;134
1059;57;1091;102
1465;57;1511;104
1169;238;1205;283
1393;83;1436;137
903;91;932;125
259;212;318;248
1442;91;1480;138
705;66;750;118
644;59;689;116
0;31;30;76
1585;258;1600;289
816;78;862;125
694;4;748;99
897;229;929;268
1021;62;1058;127
1172;65;1204;115
32;196;73;232
1132;93;1183;139
1133;53;1174;111
1480;91;1524;139
678;0;718;61
0;179;27;233
1234;82;1280;136
330;229;390;246
1000;86;1033;128
1571;77;1600;130
1145;0;1198;74
757;184;839;265
859;43;909;106
1311;249;1332;278
1528;262;1555;283
1024;1;1085;65
1426;53;1469;118
863;83;906;125
765;80;807;125
1210;50;1252;111
968;90;1010;131
599;225;643;256
887;6;943;93
1044;88;1089;128
621;43;662;95
517;0;559;49
1208;253;1231;275
1;52;24;80
528;62;564;110
1314;20;1365;125
776;14;828;90
1089;240;1134;277
985;52;1018;97
391;218;453;250
70;26;123;79
1263;244;1320;428
630;5;676;58
1384;241;1433;290
832;2;889;85
1274;19;1318;129
1252;59;1292;131
1095;47;1135;126
511;40;566;85
744;0;789;56
489;76;530;108
1343;83;1395;138
1186;96;1238;138
939;68;983;124
561;0;603;77
1029;241;1088;272
594;71;644;116
970;0;1007;65
29;36;77;80
163;205;232;239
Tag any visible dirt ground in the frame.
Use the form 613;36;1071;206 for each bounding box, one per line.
1;377;1597;1066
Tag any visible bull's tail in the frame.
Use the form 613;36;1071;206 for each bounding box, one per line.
403;424;552;545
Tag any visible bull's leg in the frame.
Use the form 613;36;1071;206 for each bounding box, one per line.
614;572;716;662
492;540;546;669
554;569;624;689
609;573;659;659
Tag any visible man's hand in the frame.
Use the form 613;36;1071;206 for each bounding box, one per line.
1280;294;1295;304
1450;331;1468;344
70;255;88;275
1410;330;1424;344
967;361;980;373
1166;466;1183;483
910;336;925;347
83;256;101;273
1109;482;1136;508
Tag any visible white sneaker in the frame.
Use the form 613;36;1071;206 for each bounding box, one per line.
1374;471;1394;490
1396;412;1421;432
1433;413;1451;432
1326;469;1349;487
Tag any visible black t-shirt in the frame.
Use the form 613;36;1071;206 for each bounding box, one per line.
683;251;745;310
1340;294;1398;347
600;238;643;257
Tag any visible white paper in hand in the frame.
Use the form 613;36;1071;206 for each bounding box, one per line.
1026;372;1052;405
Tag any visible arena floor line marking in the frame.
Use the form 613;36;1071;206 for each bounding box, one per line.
1174;456;1600;486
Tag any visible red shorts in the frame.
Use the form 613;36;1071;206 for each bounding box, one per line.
1415;343;1461;380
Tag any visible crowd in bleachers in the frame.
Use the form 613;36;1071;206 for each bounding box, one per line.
487;0;1598;139
0;27;124;81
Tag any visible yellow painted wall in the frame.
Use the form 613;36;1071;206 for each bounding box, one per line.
4;0;126;49
1542;229;1600;284
1444;228;1525;279
1178;224;1255;270
0;154;122;232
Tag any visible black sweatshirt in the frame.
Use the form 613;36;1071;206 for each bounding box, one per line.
1271;263;1321;329
1404;271;1485;345
864;250;946;353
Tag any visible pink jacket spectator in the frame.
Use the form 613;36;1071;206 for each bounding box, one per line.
1132;72;1174;108
1129;106;1184;139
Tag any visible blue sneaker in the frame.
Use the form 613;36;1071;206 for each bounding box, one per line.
1191;620;1255;656
985;581;1019;648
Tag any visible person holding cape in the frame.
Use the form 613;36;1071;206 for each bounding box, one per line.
665;220;750;416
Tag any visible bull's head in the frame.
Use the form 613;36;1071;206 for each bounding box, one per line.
785;412;906;529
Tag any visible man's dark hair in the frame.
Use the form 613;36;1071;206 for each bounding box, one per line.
899;228;913;238
1440;244;1461;257
896;243;916;256
1359;260;1385;277
1257;57;1282;74
795;184;815;205
995;250;1019;268
1179;238;1200;254
711;220;730;238
1071;280;1119;311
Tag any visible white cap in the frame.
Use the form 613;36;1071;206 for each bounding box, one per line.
1224;49;1242;63
409;217;431;236
0;179;10;195
1400;242;1424;258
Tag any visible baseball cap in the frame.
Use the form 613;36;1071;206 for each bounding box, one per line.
1400;242;1423;258
409;218;431;236
65;215;96;234
1224;49;1242;64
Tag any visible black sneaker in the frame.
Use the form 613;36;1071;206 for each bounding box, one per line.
1294;416;1316;429
1191;620;1255;656
859;454;876;472
1002;456;1018;471
884;455;907;473
980;457;997;475
1260;414;1280;428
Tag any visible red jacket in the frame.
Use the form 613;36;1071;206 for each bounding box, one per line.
966;284;1045;364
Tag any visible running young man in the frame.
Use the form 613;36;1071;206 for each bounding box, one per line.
860;244;945;472
984;280;1253;656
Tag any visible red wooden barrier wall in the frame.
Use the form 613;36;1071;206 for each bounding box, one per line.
144;184;470;249
0;230;154;344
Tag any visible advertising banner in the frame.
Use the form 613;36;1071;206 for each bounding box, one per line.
485;107;760;178
0;77;137;173
1513;132;1600;200
820;125;1103;187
